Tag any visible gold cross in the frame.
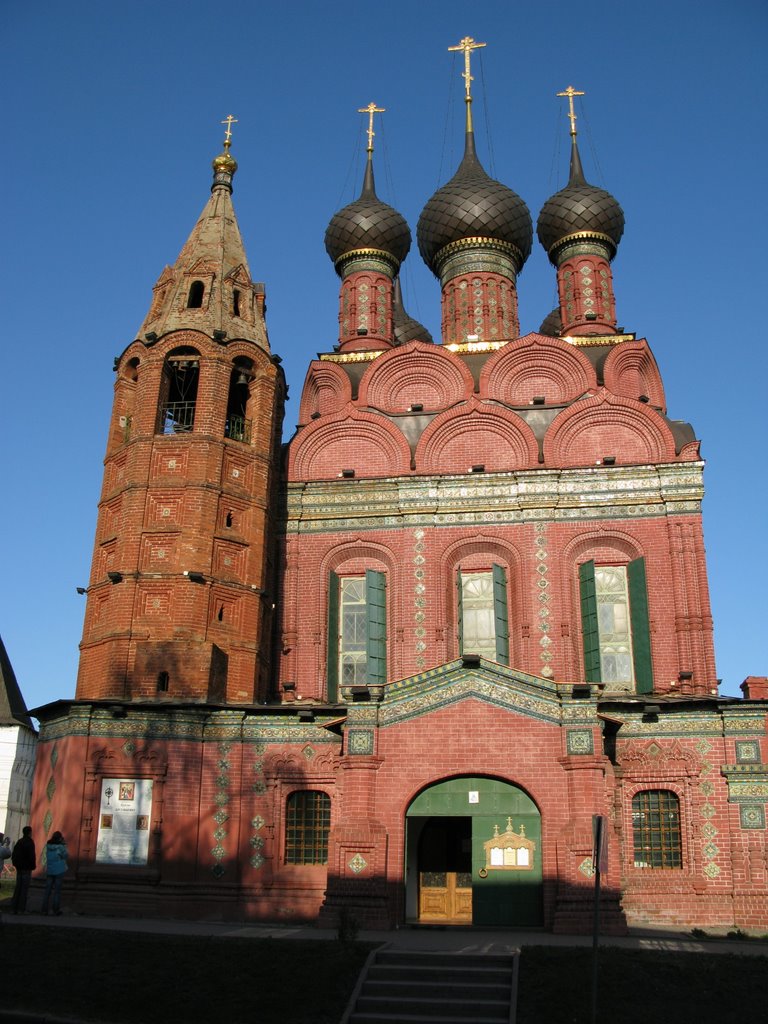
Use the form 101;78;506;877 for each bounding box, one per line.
358;102;385;153
220;114;238;149
448;36;486;101
556;86;585;137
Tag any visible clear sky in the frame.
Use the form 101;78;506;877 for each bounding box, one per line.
1;1;766;714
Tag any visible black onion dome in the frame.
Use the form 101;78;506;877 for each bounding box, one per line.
538;308;562;337
325;155;411;267
417;132;532;271
392;278;433;345
537;138;624;257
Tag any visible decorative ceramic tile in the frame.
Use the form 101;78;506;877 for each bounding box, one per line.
46;775;56;800
735;741;760;764
702;842;720;860
302;745;315;760
348;730;374;756
739;805;765;830
700;822;717;840
348;853;367;874
567;730;594;756
703;861;720;879
579;857;595;878
250;853;265;869
251;815;265;831
122;740;136;756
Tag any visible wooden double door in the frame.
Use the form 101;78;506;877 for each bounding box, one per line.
417;817;473;923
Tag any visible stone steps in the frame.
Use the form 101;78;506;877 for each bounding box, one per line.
343;948;516;1024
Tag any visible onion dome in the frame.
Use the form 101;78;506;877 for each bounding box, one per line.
325;153;411;272
538;308;562;337
392;278;433;345
537;138;624;261
417;131;532;276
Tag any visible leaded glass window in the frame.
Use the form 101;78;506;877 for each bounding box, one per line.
595;565;634;685
285;790;331;865
632;790;682;869
460;571;497;660
340;577;368;686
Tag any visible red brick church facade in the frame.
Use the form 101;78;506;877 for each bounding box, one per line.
30;88;768;933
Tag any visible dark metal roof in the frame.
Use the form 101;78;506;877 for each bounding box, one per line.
417;131;532;271
0;634;34;729
392;278;433;345
325;154;411;267
537;138;624;257
538;308;563;337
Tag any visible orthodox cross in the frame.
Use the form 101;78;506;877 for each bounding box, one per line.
221;114;238;149
358;102;385;153
448;35;486;101
556;86;585;137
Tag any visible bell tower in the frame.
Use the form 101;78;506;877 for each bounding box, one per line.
76;121;285;705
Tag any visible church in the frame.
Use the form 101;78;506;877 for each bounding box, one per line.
29;41;768;933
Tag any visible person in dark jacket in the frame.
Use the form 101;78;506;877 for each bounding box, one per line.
41;831;68;916
11;826;36;914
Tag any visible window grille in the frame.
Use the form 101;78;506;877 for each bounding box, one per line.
285;791;330;865
632;790;682;868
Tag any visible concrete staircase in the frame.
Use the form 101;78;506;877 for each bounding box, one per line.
342;947;517;1024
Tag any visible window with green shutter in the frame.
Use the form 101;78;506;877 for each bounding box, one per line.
579;557;653;693
457;564;510;666
327;570;387;698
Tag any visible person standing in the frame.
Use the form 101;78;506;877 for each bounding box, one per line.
41;831;67;916
11;826;36;914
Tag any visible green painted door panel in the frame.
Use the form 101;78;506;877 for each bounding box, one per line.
471;813;542;926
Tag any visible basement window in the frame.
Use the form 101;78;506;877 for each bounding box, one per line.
157;672;169;693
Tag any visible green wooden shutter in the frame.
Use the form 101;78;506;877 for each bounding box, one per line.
326;571;340;702
492;563;510;666
579;560;601;682
628;557;653;694
457;568;464;654
365;569;387;688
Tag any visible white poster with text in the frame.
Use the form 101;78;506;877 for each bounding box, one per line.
95;778;153;865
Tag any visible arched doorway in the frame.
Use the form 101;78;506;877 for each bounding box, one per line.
405;776;542;927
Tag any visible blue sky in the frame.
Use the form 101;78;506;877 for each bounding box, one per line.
1;0;766;712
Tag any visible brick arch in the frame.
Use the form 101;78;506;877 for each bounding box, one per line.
287;411;411;481
562;530;644;569
358;341;474;412
543;391;677;467
321;539;397;578
152;329;211;358
480;333;596;405
603;341;666;410
438;535;526;665
416;401;539;474
298;360;353;424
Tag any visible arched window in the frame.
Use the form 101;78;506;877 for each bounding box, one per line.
225;359;253;443
187;280;205;308
457;564;509;665
631;790;682;869
157;348;200;434
285;791;330;865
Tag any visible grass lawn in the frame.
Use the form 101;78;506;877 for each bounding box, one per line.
517;945;768;1024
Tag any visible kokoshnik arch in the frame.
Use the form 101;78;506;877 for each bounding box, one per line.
29;39;768;933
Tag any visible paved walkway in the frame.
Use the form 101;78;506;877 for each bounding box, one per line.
3;907;767;958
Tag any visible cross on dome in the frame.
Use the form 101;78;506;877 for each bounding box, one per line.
358;102;385;154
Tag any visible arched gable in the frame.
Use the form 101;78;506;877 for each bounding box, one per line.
297;360;353;424
358;341;474;413
287;410;411;481
416;400;539;474
603;340;666;410
543;390;678;468
480;332;596;406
